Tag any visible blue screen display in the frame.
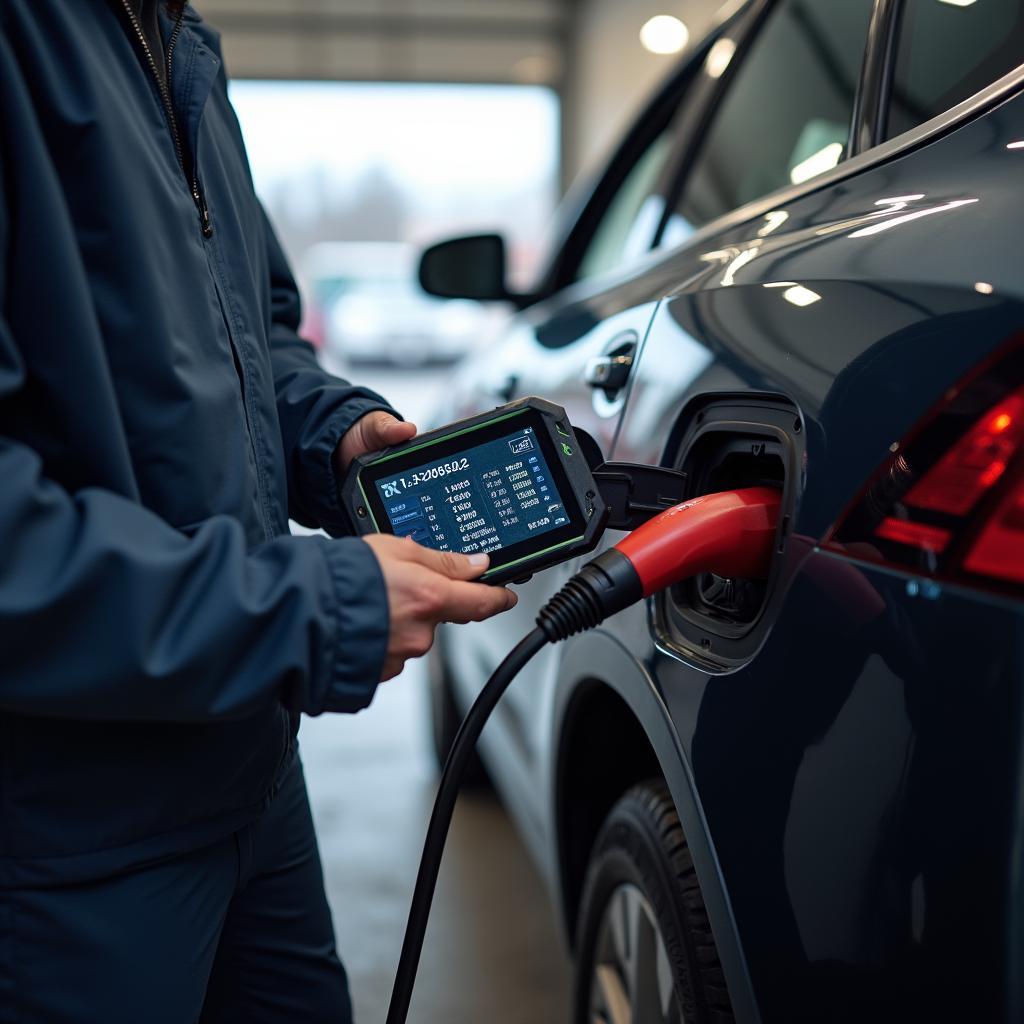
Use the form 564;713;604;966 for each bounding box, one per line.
374;425;570;554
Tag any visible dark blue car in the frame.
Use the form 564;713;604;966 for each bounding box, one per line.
418;1;1024;1020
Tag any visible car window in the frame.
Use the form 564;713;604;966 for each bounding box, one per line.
885;0;1024;140
662;0;873;245
575;129;674;282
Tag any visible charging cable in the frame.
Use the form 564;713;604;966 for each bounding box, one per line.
386;487;781;1024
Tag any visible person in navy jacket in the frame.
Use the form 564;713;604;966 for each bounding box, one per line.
0;1;515;1019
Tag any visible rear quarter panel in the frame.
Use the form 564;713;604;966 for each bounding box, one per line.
609;89;1024;1022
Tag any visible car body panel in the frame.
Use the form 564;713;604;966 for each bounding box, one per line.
434;6;1024;1019
611;85;1024;1022
548;619;763;1024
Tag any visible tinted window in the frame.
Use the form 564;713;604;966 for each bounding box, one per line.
886;0;1024;139
575;130;674;281
667;0;872;238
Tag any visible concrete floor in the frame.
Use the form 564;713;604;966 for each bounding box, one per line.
299;662;572;1024
298;363;572;1024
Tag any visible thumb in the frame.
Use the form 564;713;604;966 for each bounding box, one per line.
400;542;491;581
365;413;416;448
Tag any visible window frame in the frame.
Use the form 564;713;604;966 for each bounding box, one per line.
849;0;901;153
538;5;753;295
641;0;1024;265
532;0;1024;306
874;0;1024;144
651;0;878;248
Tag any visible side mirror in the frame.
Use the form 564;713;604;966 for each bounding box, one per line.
418;233;531;308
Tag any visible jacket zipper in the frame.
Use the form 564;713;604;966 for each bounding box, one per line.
118;0;273;539
118;0;213;238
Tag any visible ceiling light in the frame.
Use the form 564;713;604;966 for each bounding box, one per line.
975;282;994;295
937;0;977;7
782;285;821;307
721;246;759;286
1007;140;1024;150
875;194;926;206
849;198;978;238
704;38;736;78
789;142;843;185
640;15;690;55
757;210;789;237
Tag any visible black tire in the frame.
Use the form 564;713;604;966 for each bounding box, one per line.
574;779;734;1024
427;629;491;789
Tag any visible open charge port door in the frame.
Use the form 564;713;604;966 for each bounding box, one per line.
657;396;804;671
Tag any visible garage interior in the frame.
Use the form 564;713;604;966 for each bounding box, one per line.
9;0;1024;1020
200;0;722;184
193;2;719;1021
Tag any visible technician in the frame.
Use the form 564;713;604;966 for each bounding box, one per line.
0;1;515;1021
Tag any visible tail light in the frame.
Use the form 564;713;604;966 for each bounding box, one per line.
961;482;1024;584
826;342;1024;592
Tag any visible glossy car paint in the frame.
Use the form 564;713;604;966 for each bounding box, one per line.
610;90;1024;1022
432;5;1024;1020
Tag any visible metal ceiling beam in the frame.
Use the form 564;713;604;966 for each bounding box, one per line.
203;11;563;40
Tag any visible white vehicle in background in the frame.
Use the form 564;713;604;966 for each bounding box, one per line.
301;242;498;368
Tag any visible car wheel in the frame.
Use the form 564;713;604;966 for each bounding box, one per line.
574;780;734;1024
427;629;490;788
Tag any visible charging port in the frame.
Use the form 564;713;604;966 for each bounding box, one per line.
681;437;786;624
658;397;801;670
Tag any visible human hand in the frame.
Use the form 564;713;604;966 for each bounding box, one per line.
362;534;517;680
335;411;417;474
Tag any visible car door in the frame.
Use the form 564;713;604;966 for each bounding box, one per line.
608;0;1024;1020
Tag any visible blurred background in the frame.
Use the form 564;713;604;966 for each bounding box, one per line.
201;1;722;1019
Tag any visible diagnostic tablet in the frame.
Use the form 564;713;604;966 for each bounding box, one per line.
341;398;608;584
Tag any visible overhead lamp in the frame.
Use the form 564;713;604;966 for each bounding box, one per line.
789;142;843;185
936;0;977;7
849;198;978;238
757;210;789;237
875;194;926;206
782;285;821;307
640;15;690;55
704;38;736;79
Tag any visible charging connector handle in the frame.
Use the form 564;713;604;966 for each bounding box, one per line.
539;486;780;639
386;487;781;1024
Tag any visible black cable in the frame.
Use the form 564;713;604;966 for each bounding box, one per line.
386;626;548;1024
384;489;779;1021
386;551;642;1023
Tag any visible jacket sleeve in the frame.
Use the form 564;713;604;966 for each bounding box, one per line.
0;440;389;721
0;106;388;724
263;208;399;536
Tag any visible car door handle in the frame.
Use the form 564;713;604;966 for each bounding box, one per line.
585;350;635;398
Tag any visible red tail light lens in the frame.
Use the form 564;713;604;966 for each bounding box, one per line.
962;481;1024;584
901;390;1024;516
826;344;1024;594
874;517;952;553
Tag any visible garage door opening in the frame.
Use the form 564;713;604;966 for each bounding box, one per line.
230;80;560;372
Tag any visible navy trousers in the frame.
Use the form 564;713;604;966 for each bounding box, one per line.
0;755;352;1023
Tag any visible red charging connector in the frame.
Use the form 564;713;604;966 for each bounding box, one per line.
616;486;781;595
538;487;781;641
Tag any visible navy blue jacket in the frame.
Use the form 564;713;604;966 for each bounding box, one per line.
0;0;394;885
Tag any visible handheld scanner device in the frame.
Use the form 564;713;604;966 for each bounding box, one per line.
341;398;609;585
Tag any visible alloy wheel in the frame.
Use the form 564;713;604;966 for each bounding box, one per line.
588;882;683;1024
